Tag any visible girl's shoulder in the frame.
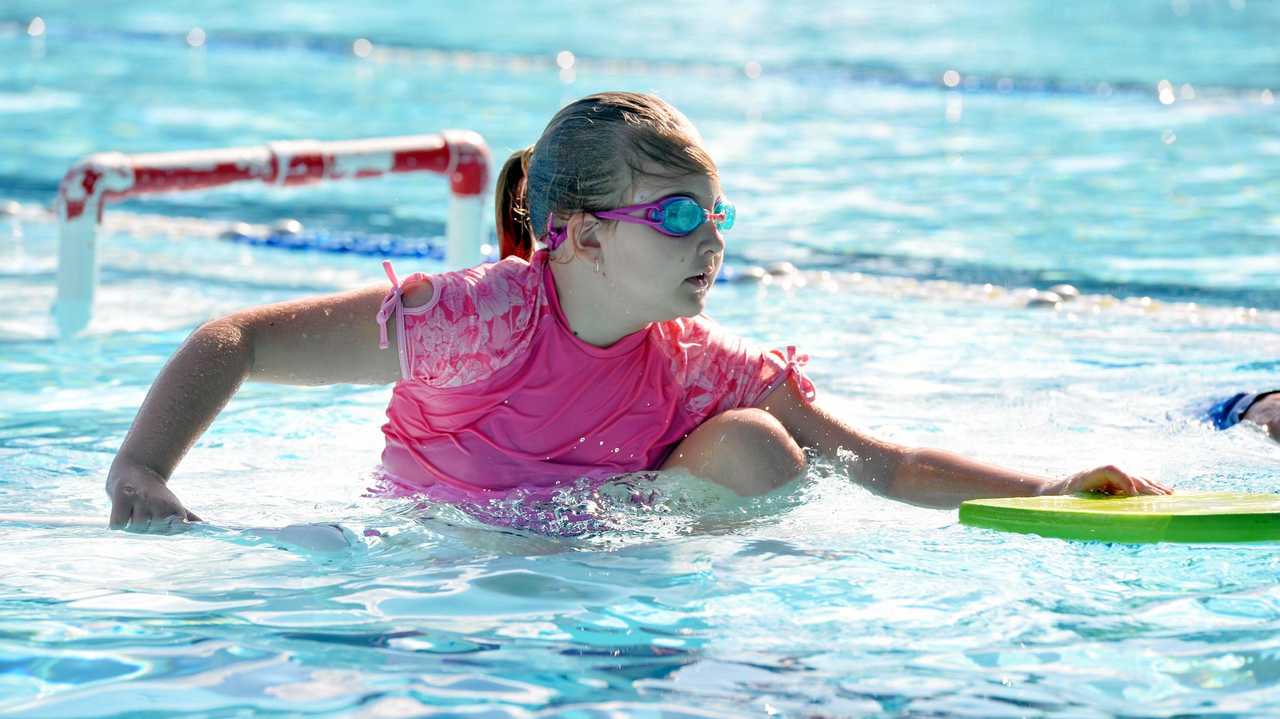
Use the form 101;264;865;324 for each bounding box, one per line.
402;254;538;319
395;254;542;388
401;277;435;308
652;314;816;413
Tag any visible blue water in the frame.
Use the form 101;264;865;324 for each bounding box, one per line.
2;2;1280;716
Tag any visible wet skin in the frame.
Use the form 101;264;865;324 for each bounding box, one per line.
1242;393;1280;441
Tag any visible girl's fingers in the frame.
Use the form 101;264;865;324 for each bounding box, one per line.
1135;476;1172;495
110;498;197;532
129;505;150;532
109;500;132;529
1072;467;1172;497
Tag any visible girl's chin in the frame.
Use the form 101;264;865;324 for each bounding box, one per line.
677;297;709;318
648;290;710;322
656;306;701;322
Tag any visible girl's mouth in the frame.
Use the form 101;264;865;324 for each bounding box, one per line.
683;272;710;290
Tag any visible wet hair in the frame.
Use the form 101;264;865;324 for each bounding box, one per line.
495;91;717;261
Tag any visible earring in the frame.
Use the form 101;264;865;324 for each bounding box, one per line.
594;259;601;274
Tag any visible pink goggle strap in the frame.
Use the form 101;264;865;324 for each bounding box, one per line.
543;212;567;250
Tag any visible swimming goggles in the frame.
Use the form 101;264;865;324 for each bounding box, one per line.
542;194;735;250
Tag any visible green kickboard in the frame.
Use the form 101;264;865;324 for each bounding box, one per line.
959;493;1280;544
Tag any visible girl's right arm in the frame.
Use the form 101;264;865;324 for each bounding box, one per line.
106;279;432;530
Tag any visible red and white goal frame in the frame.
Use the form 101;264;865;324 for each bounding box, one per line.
53;131;490;336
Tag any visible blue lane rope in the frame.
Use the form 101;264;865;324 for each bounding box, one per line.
221;227;449;259
4;18;1275;102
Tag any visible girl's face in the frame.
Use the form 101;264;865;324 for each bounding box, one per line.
598;172;726;323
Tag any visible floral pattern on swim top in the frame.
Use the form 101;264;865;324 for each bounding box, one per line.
376;249;816;501
398;258;537;388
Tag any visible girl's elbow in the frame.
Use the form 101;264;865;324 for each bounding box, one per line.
876;446;913;497
191;317;255;375
881;447;939;505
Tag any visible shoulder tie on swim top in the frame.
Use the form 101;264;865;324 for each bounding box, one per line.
770;345;817;402
375;260;400;350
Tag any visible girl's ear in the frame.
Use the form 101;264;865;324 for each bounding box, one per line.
569;213;604;252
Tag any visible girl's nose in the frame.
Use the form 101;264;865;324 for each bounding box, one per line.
698;218;725;253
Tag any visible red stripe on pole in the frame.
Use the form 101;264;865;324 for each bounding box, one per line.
449;155;487;196
391;147;451;175
280;153;327;186
125;162;262;197
58;167;102;222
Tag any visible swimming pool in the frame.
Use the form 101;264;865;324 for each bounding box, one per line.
3;1;1280;715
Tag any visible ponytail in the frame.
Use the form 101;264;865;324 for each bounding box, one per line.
495;145;535;261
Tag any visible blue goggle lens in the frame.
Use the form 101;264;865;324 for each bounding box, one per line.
714;198;735;231
658;196;736;235
663;198;706;234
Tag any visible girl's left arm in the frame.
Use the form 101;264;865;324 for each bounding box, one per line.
755;378;1172;509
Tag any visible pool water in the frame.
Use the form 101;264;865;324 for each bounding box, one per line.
3;2;1280;716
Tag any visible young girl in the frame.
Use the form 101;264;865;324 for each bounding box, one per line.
106;92;1170;532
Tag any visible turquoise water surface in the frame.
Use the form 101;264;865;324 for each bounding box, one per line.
2;2;1280;716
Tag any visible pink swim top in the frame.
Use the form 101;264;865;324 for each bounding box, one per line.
374;249;815;504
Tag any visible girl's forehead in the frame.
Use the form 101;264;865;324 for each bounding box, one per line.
630;173;723;204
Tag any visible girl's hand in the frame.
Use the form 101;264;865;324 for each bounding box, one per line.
1046;465;1173;497
107;463;202;531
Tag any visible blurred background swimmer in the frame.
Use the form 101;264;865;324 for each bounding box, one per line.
1207;390;1280;441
